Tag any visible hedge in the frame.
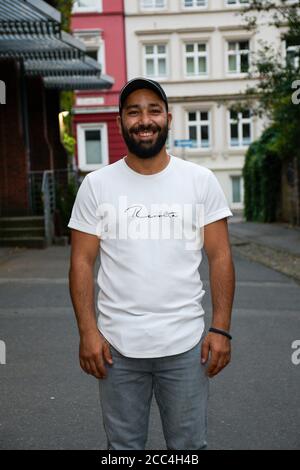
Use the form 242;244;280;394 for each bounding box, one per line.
243;127;282;222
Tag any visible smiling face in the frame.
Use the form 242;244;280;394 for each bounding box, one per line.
117;88;172;159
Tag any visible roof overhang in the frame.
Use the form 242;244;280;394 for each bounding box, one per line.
0;0;60;23
44;74;115;90
0;0;114;90
24;55;101;75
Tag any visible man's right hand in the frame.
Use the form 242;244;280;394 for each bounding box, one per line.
79;330;113;380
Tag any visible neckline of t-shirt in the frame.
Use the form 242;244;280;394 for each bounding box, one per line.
121;154;175;179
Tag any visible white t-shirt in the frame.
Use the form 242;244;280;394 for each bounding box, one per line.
68;155;232;358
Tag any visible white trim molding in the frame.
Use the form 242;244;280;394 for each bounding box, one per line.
77;122;109;171
72;0;103;14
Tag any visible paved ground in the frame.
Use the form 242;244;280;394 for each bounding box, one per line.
0;237;299;449
229;218;300;283
229;219;300;256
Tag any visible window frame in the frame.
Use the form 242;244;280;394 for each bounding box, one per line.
182;0;208;10
225;0;249;7
73;30;106;73
186;109;212;150
285;41;300;69
72;0;103;14
77;123;109;171
184;41;209;78
143;43;168;80
140;0;167;11
230;175;244;206
86;39;106;73
226;39;250;75
228;109;252;148
166;107;173;152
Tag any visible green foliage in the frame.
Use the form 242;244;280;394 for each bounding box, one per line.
43;1;77;235
241;1;300;143
240;1;300;222
243;127;282;222
60;90;74;116
63;132;75;156
55;175;78;237
44;0;74;31
45;1;75;155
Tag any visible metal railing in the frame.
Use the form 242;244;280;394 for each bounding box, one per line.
28;168;79;244
41;170;56;245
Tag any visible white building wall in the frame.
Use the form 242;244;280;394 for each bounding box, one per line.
124;0;283;209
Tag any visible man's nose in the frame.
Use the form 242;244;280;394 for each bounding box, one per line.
139;111;152;126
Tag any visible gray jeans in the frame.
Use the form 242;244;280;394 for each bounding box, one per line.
98;337;209;450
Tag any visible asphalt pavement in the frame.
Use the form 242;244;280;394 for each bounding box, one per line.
229;218;300;256
0;241;299;450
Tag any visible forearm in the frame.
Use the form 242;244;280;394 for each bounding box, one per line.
208;252;235;331
69;261;98;336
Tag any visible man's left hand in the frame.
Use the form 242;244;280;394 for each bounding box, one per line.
201;332;231;378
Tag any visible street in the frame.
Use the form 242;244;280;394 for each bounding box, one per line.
0;244;299;450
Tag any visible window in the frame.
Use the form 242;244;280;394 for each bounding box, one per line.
86;41;105;71
77;124;109;171
187;111;211;149
226;0;249;6
229;109;252;147
227;40;250;73
183;0;207;8
231;176;243;204
140;0;166;10
286;42;300;69
73;31;105;72
166;130;172;151
73;0;102;13
185;42;208;76
144;44;167;78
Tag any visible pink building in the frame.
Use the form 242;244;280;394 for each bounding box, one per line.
71;0;127;174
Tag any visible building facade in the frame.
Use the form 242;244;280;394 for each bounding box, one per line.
124;0;285;209
71;0;127;175
0;0;112;247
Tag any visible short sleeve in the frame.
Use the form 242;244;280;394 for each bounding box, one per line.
203;171;233;226
67;175;100;237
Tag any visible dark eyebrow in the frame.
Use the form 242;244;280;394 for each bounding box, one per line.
125;104;140;110
125;103;163;111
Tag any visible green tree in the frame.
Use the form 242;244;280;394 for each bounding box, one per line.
239;1;300;223
44;0;74;31
241;0;300;159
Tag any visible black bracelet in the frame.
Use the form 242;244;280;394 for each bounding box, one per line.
209;327;232;340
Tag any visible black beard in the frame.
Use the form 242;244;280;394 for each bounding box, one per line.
121;119;169;159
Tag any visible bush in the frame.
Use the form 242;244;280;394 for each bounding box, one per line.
55;175;78;239
243;127;282;222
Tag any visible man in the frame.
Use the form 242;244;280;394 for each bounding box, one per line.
68;78;235;450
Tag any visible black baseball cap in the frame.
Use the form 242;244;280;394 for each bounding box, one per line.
119;78;168;114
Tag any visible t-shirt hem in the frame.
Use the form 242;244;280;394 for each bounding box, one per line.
68;218;99;237
99;327;205;359
204;208;233;226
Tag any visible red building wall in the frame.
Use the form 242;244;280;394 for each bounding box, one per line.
73;112;125;166
71;0;127;170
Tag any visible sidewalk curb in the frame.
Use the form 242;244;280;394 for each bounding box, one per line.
230;232;300;256
231;235;300;285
